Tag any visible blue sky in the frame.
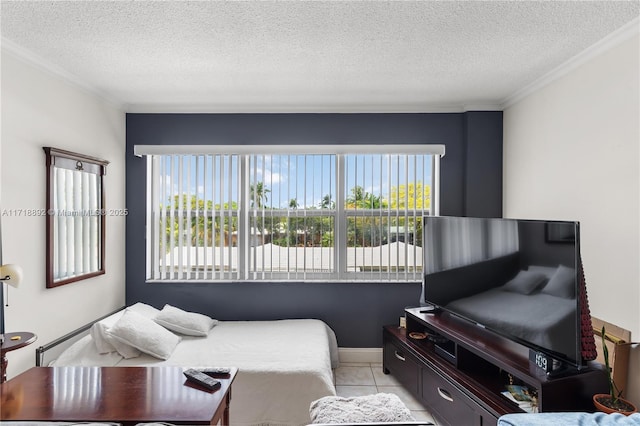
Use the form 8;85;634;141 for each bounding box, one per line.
160;154;433;208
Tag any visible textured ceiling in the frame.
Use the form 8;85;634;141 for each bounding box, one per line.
1;1;639;112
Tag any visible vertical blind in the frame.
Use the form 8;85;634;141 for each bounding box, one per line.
147;154;241;281
344;154;432;282
248;154;336;281
53;168;101;280
139;145;444;282
424;217;519;273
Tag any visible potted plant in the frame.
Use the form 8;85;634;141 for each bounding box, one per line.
593;326;637;415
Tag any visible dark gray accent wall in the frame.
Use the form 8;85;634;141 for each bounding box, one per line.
463;111;503;218
125;113;502;347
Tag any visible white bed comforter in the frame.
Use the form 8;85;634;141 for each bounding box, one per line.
53;319;339;426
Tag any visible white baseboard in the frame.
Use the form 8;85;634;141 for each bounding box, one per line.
338;347;383;364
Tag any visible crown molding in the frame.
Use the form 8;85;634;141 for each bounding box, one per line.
1;37;125;111
462;104;504;112
124;102;493;114
501;17;640;109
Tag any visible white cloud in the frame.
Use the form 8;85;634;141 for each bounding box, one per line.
262;170;285;185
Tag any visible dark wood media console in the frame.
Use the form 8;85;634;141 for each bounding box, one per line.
383;307;608;426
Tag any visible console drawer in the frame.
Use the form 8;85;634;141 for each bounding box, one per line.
383;339;420;394
421;366;478;426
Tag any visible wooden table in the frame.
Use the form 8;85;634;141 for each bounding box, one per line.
0;366;237;425
0;332;37;383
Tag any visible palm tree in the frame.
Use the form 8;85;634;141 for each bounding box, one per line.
347;185;365;207
320;194;334;209
162;195;216;249
346;186;382;209
345;186;385;247
250;182;270;209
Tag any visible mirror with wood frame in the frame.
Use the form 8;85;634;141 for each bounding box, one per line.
44;147;109;288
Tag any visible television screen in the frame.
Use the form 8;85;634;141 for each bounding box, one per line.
422;216;583;368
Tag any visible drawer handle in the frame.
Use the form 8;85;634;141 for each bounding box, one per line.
437;387;454;402
394;351;406;362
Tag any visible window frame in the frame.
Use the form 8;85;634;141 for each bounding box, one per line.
44;147;109;288
137;144;444;283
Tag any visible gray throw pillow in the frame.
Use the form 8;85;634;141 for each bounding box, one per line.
541;265;576;299
502;270;547;295
527;265;558;279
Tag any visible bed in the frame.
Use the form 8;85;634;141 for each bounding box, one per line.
447;287;576;356
39;303;339;426
445;265;578;358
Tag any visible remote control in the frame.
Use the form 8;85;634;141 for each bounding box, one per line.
183;368;221;391
198;367;231;376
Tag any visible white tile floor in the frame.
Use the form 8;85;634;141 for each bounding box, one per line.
334;362;437;424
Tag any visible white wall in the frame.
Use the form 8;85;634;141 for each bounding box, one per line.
504;33;639;403
0;51;126;379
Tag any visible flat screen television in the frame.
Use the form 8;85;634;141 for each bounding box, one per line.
422;216;594;371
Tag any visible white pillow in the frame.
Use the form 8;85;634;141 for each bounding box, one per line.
89;303;161;357
90;311;121;353
107;310;181;360
90;310;141;358
91;318;141;359
154;304;218;337
127;302;161;319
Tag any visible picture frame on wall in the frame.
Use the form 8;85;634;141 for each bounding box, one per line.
545;222;576;243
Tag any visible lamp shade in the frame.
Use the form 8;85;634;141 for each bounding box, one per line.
0;264;23;288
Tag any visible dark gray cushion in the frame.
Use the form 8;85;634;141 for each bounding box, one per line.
501;270;547;295
541;265;576;299
527;265;558;279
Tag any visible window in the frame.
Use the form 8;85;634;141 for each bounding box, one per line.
44;147;109;288
136;145;444;282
